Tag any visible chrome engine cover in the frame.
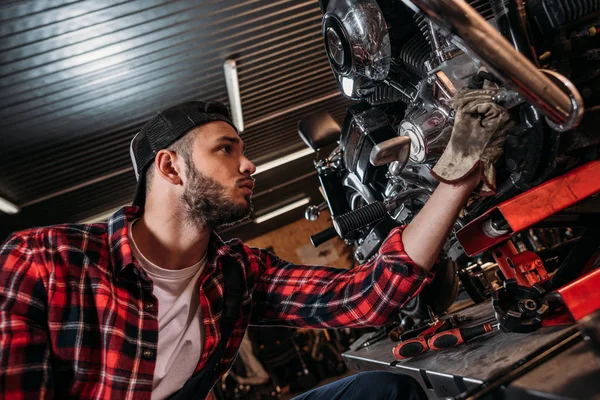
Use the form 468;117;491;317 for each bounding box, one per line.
400;105;452;163
322;0;392;99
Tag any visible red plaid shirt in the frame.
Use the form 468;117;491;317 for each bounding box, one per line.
0;206;429;399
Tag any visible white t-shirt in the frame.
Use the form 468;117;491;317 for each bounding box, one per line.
128;221;206;400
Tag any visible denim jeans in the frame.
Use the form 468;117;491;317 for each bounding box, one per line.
291;371;428;400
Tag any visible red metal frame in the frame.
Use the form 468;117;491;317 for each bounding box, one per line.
508;251;550;286
556;268;600;321
457;160;600;256
492;241;550;287
492;241;523;284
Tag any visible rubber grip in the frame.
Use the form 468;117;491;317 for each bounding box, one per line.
429;323;493;351
333;202;387;238
392;337;429;360
429;329;464;350
461;323;493;341
310;226;338;247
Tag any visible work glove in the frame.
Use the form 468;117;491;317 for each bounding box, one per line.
430;88;512;196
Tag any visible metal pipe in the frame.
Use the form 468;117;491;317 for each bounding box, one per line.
407;0;578;127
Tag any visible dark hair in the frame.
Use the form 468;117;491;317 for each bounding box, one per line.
145;131;195;196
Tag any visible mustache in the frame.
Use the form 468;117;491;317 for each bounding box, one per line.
236;176;255;185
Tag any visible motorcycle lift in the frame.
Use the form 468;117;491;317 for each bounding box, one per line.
341;160;600;399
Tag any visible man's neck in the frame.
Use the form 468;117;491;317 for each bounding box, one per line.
131;208;211;270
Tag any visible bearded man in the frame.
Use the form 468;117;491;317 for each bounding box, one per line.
0;101;485;400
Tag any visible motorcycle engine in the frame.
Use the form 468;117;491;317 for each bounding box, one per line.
316;0;599;319
322;0;599;207
322;0;497;166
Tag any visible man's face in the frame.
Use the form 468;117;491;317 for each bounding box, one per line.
181;121;256;228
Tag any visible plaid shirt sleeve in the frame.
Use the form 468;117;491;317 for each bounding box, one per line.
0;233;54;400
250;226;432;328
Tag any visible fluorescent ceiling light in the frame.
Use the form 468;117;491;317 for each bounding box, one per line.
0;196;20;214
224;59;244;132
255;197;310;224
255;148;315;175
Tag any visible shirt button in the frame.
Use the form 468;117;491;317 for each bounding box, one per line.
143;349;154;359
144;302;154;312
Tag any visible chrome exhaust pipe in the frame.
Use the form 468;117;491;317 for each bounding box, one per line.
406;0;584;131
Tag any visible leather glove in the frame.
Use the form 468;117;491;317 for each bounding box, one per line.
430;88;512;196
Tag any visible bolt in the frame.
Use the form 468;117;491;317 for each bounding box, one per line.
524;299;537;311
355;251;364;262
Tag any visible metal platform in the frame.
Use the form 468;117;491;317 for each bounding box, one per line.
342;300;600;399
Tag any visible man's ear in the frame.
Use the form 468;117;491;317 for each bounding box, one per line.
154;149;184;186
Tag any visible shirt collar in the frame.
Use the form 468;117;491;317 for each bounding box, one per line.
107;206;231;279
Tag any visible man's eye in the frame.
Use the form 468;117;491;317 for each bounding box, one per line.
220;146;230;153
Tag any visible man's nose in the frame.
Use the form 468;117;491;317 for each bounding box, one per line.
241;155;256;175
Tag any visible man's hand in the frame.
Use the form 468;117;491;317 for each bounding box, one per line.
431;88;512;195
402;85;514;271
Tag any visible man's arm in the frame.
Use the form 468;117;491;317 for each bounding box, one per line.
249;172;478;329
402;171;480;272
249;229;429;328
0;234;54;399
404;84;511;271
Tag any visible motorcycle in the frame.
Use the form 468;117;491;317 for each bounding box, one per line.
298;0;600;318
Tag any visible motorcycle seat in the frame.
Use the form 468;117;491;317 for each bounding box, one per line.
298;111;341;151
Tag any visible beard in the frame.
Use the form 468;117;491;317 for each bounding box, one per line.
182;161;253;229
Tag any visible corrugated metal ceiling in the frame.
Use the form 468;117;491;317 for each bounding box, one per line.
0;0;353;241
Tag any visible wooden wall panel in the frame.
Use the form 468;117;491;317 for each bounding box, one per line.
246;211;354;270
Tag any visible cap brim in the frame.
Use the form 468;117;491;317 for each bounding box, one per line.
132;174;146;208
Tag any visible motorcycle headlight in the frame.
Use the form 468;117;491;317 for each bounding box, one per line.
323;0;391;99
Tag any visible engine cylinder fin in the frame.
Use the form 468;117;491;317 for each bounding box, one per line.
398;33;431;77
414;13;431;46
367;84;412;105
528;0;599;31
562;0;599;22
413;0;493;64
414;0;494;45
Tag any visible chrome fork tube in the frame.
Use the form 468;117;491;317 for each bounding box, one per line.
406;0;583;130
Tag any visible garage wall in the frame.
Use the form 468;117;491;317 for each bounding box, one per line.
246;210;354;270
